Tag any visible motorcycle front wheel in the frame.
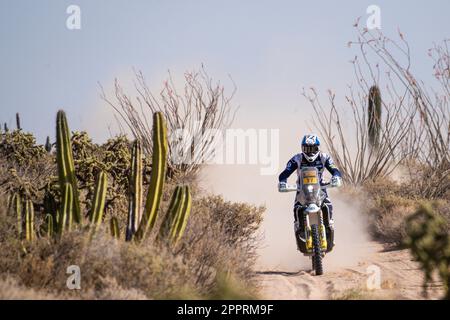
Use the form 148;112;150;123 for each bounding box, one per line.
311;224;323;275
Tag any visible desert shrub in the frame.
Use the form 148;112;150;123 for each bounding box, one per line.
71;133;133;220
173;194;264;295
0;130;46;167
402;159;450;200
0;130;53;206
404;203;450;300
195;195;264;245
363;178;449;246
0;191;263;299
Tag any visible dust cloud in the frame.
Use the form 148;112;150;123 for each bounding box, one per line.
199;164;374;273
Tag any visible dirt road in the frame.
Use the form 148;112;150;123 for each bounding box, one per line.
257;241;444;300
201;167;445;300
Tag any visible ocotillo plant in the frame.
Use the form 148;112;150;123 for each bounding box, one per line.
56;110;81;224
126;140;143;241
368;85;382;149
25;200;34;242
16;113;21;130
110;217;120;239
135;112;168;240
89;171;108;233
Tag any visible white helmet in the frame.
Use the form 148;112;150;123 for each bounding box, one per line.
301;134;320;162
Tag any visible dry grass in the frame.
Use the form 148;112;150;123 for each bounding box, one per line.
0;190;264;299
0;277;58;300
362;177;450;246
331;287;398;300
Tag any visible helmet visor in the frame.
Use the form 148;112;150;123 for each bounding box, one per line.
302;145;319;156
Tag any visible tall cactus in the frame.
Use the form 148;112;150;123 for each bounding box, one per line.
58;183;73;235
25;200;34;241
45;136;52;153
16;113;21;130
126;140;143;241
89;171;108;233
135;112;168;240
368;85;382;149
56;110;81;224
110;217;120;239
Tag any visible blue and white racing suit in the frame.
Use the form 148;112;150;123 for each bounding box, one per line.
278;152;342;252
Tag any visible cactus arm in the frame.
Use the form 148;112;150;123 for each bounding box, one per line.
158;186;182;241
25;200;34;242
173;186;192;243
110;217;120;239
89;171;108;232
13;194;22;238
45;214;54;238
58;183;73;235
169;187;186;240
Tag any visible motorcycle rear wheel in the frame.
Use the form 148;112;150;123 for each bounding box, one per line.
311;224;323;275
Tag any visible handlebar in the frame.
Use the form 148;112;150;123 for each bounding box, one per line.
282;181;335;192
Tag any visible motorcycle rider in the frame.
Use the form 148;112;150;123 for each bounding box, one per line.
278;134;342;253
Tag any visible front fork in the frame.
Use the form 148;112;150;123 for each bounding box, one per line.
304;211;328;252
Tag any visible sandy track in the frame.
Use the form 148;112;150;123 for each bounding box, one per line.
257;241;444;300
200;167;445;300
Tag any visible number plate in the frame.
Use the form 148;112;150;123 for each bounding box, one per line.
303;177;318;184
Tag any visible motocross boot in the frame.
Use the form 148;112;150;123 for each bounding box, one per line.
294;205;307;253
325;219;335;252
322;199;335;252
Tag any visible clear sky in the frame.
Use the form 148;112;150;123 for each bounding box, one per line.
1;0;449;144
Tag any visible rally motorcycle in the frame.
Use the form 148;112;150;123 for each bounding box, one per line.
284;167;338;276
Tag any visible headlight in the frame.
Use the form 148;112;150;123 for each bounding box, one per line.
305;204;320;213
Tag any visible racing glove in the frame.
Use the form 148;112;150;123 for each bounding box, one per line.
331;175;342;188
278;181;288;192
